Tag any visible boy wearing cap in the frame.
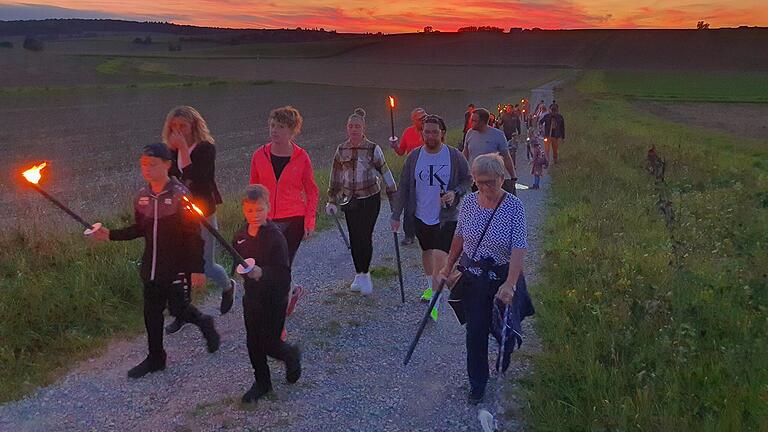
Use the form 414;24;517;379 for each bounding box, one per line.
89;143;220;378
233;184;301;403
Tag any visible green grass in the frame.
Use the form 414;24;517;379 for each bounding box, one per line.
526;82;768;430
95;58;125;75
579;70;768;103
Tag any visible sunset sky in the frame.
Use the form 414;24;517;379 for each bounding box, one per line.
1;1;766;33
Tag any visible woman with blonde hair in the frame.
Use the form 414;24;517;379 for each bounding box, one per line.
162;106;237;335
326;108;397;295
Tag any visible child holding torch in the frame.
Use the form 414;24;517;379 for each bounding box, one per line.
233;184;302;403
88;143;220;379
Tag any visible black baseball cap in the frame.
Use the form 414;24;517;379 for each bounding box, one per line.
141;143;173;161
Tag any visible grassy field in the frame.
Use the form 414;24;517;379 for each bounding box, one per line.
579;70;768;103
525;79;768;429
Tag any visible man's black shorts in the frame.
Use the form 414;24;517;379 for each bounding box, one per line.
414;218;457;253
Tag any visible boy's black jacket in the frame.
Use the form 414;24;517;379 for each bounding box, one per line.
109;178;204;282
232;221;291;290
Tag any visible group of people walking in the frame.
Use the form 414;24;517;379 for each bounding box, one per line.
84;98;552;405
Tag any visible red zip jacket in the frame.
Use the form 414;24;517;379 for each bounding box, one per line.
249;142;319;232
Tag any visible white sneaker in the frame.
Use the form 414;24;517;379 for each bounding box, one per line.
350;273;362;292
360;273;373;295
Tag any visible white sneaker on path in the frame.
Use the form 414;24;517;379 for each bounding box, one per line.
350;273;363;292
360;273;373;295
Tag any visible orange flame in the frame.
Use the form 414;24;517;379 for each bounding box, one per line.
388;96;395;109
22;162;47;185
182;195;205;217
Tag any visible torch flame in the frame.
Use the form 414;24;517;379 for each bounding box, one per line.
182;195;205;217
388;96;395;108
22;162;47;185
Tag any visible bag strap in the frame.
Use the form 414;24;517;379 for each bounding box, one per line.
469;193;505;261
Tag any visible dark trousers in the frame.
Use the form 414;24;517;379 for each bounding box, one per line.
273;216;305;266
243;283;295;391
463;275;505;394
344;194;380;273
403;213;416;239
143;275;206;359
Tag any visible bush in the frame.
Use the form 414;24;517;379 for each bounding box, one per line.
22;37;44;51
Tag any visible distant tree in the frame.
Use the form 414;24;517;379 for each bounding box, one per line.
143;35;152;44
509;27;523;33
458;25;504;33
23;37;44;51
168;42;182;51
696;21;710;30
132;37;144;44
0;41;13;48
424;26;434;33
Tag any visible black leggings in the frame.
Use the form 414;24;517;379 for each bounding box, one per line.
344;194;381;273
273;216;305;266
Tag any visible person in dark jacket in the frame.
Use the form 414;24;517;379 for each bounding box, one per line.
538;105;566;163
89;143;220;379
163;106;238;335
233;184;301;404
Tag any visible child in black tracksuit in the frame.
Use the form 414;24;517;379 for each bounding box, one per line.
233;184;302;403
90;143;220;379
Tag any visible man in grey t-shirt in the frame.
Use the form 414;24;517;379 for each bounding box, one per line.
462;108;517;192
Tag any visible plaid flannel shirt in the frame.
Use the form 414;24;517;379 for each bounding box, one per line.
328;138;397;204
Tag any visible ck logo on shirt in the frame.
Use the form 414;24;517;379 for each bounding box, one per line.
418;164;448;187
164;198;172;205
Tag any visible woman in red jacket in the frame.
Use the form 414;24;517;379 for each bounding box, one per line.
250;106;319;312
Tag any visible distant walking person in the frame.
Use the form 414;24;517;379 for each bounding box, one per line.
391;114;471;307
462;108;517;194
539;105;566;163
162;106;238;336
391;107;427;246
234;185;302;404
435;154;533;405
250;106;319;314
499;105;521;165
530;140;548;189
327;108;397;295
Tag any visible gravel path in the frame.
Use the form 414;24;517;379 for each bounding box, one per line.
0;118;551;432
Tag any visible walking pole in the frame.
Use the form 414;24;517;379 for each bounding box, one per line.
333;215;351;250
403;282;445;366
393;230;405;303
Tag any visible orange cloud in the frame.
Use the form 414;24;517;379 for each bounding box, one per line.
1;0;766;31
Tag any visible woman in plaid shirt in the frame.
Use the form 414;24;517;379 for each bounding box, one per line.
325;108;397;295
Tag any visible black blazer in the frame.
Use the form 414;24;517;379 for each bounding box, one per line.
170;141;223;217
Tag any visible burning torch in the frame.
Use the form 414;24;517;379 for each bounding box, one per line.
21;162;101;235
388;96;398;148
182;196;255;275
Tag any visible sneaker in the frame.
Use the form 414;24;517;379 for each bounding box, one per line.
127;352;166;379
199;315;220;353
241;381;272;404
400;236;415;247
165;317;188;335
220;279;236;315
286;284;305;317
468;388;484;405
286;346;302;384
359;273;373;296
420;287;433;302
350;274;363;292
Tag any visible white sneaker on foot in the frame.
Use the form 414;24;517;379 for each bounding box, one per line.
350;273;363;292
360;273;373;295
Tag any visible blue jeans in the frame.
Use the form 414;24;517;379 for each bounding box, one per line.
202;214;231;291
